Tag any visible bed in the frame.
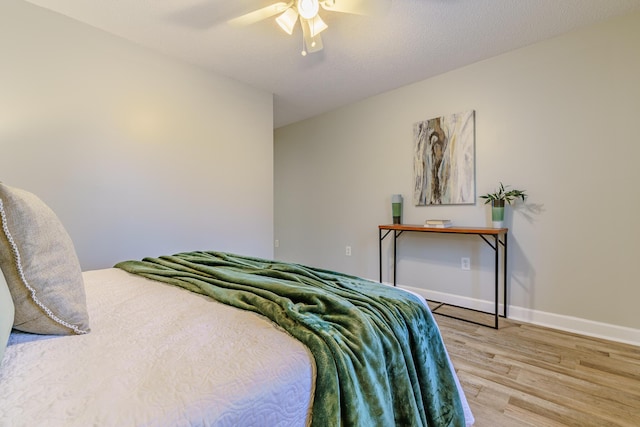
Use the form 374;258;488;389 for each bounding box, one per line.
0;183;474;426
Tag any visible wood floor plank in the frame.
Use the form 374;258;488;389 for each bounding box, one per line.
503;401;573;427
507;395;623;427
433;310;640;427
496;354;640;410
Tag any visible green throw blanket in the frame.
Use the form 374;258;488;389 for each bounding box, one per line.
115;251;465;427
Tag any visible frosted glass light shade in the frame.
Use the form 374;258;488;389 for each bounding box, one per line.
307;14;328;37
276;8;299;35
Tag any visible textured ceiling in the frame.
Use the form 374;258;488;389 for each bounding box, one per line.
22;0;640;128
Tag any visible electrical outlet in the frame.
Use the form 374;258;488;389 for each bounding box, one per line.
461;257;470;270
274;239;279;248
345;246;352;256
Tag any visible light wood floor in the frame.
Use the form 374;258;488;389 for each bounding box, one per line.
430;304;640;427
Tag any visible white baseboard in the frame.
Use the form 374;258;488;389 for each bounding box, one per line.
398;284;640;347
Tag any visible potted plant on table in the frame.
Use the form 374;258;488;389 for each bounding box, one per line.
480;182;527;228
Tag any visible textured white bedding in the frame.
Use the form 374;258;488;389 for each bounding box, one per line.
0;268;314;427
0;268;473;427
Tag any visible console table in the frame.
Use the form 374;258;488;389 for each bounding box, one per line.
378;224;508;328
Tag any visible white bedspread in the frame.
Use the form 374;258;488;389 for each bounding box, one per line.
0;268;314;427
0;268;473;427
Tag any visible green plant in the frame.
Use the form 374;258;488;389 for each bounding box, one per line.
480;182;527;205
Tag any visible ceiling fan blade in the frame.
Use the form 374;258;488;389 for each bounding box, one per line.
228;2;291;26
320;0;390;16
169;1;268;30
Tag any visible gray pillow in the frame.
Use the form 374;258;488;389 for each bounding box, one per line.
0;268;14;362
0;183;90;335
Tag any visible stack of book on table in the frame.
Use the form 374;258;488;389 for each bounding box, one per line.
424;219;452;228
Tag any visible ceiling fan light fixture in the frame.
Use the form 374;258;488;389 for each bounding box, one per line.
297;0;320;20
230;0;391;56
276;8;299;35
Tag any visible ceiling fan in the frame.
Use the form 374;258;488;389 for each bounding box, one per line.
228;0;391;56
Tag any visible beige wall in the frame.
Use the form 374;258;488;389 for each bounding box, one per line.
275;12;640;343
0;0;274;270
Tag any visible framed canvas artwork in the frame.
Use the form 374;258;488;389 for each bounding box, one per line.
413;110;475;205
